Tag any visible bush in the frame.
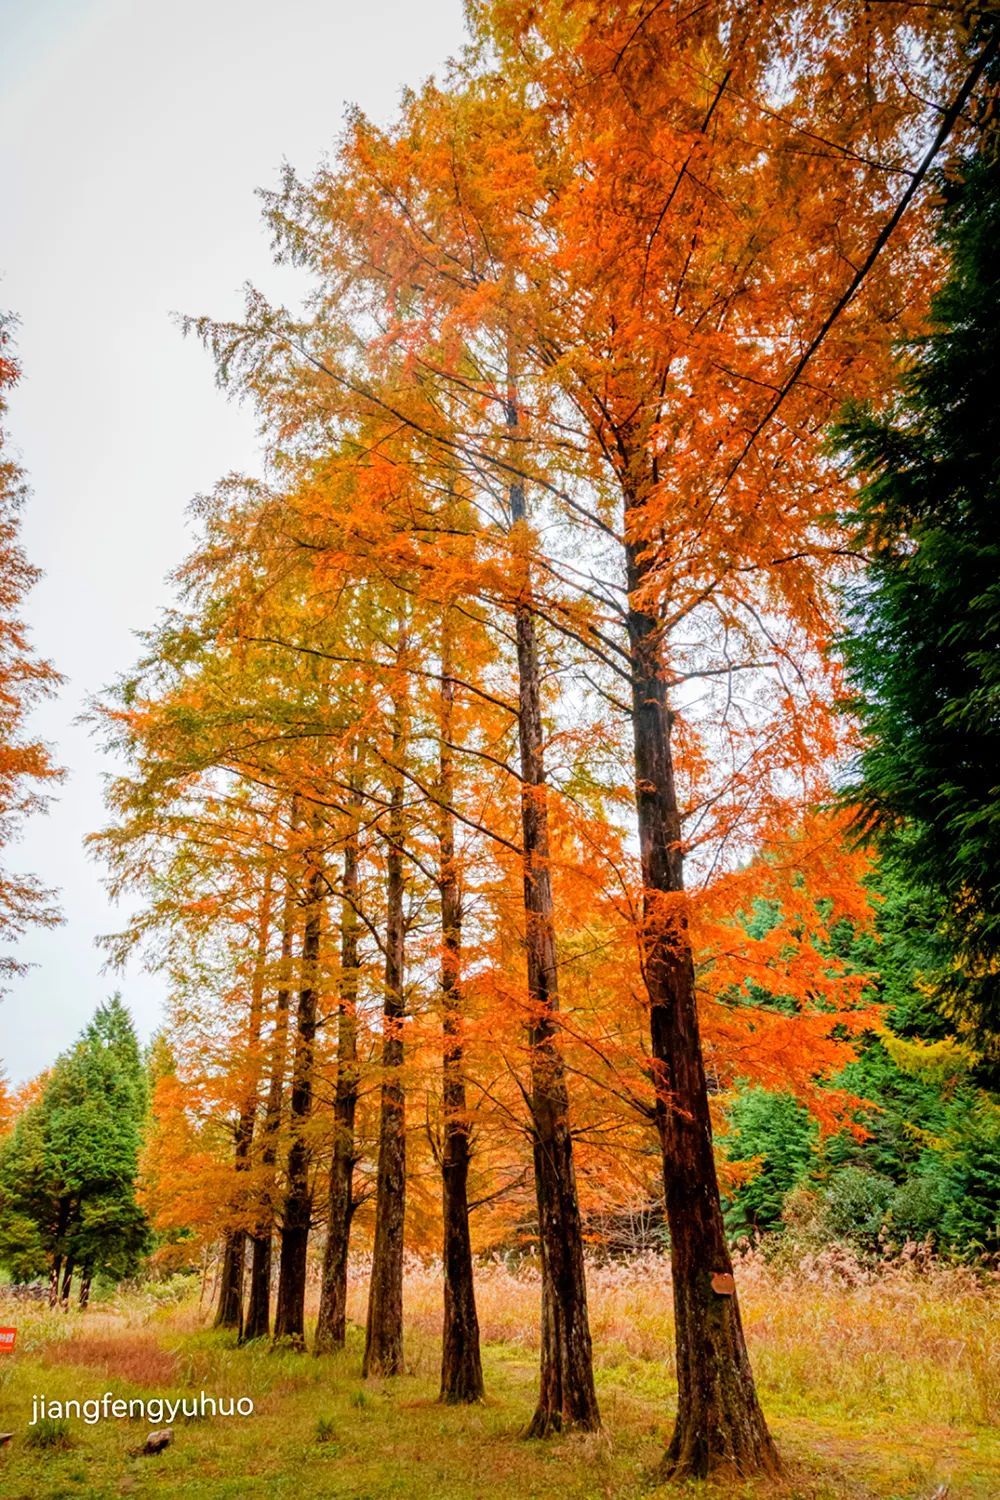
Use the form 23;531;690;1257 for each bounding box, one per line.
888;1175;948;1247
820;1167;894;1256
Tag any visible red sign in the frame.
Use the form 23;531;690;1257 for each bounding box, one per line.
0;1328;16;1354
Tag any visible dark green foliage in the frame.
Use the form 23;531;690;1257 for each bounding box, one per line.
817;105;1000;1256
823;1037;948;1183
811;1078;1000;1258
888;1172;950;1246
839;860;953;1043
938;1095;1000;1252
0;1104;53;1280
0;995;149;1291
725;855;1000;1257
724;1090;817;1236
819;1166;895;1256
835;105;1000;1048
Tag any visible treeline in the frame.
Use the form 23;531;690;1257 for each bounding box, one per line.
65;2;1000;1485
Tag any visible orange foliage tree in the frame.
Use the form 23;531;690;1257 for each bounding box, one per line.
0;314;62;984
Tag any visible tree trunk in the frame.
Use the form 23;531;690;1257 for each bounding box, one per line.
245;798;300;1342
216;872;274;1336
213;1232;246;1332
78;1271;92;1310
273;838;324;1349
506;378;599;1436
625;530;779;1480
49;1195;71;1308
243;1236;271;1342
363;675;408;1379
315;786;362;1355
59;1256;74;1309
437;625;484;1404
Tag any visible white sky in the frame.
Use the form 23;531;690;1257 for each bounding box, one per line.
0;0;466;1083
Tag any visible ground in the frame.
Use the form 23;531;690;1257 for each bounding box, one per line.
0;1251;996;1498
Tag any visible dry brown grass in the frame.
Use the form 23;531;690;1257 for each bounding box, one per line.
325;1247;1000;1432
41;1331;180;1387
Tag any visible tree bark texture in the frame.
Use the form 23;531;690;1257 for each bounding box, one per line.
625;526;779;1480
506;404;599;1435
213;1231;246;1333
315;788;362;1355
273;839;324;1349
437;628;484;1403
49;1196;70;1308
363;681;408;1378
218;870;274;1337
245;799;300;1341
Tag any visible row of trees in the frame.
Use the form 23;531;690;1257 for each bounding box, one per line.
81;0;1000;1484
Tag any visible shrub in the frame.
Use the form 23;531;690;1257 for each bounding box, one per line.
888;1174;948;1247
820;1166;894;1255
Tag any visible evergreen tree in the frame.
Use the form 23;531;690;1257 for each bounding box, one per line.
837;92;1000;1050
0;1099;53;1281
0;996;149;1302
723;856;1000;1258
724;1090;817;1236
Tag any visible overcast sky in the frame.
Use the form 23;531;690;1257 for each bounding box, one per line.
0;0;466;1083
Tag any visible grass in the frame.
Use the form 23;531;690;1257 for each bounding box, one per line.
314;1413;337;1444
23;1415;74;1451
0;1250;996;1498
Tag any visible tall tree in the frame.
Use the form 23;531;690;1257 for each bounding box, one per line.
0;996;148;1304
273;825;325;1348
505;373;599;1434
838;74;1000;1054
214;866;275;1334
315;780;363;1353
245;797;300;1341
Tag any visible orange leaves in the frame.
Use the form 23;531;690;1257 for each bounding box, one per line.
0;315;63;972
90;3;984;1258
139;1071;231;1246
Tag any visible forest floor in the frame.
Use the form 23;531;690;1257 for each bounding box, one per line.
0;1251;996;1499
